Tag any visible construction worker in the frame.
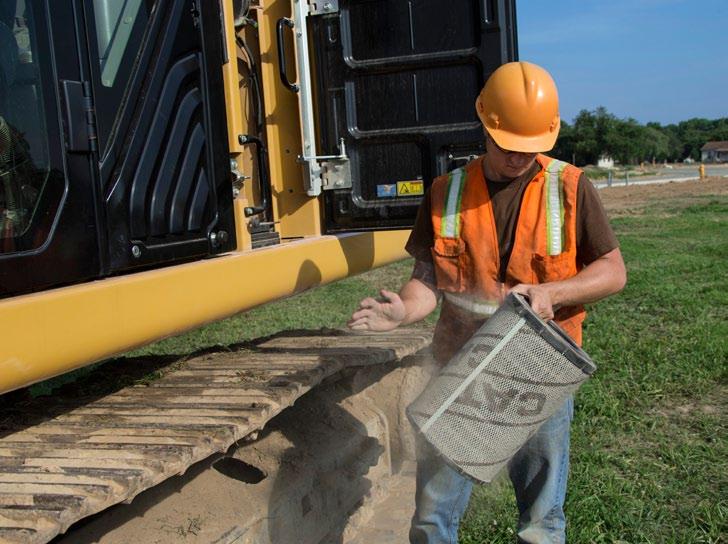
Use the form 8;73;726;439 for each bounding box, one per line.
348;61;626;543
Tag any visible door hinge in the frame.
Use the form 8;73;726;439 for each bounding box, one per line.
82;81;98;152
61;79;97;153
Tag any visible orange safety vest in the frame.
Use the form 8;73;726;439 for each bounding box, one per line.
429;154;586;361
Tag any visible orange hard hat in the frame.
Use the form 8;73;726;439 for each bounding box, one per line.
475;61;560;153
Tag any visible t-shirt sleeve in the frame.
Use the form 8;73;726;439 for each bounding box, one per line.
576;173;620;265
405;189;435;264
410;259;439;293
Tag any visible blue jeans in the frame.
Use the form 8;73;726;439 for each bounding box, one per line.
409;397;574;544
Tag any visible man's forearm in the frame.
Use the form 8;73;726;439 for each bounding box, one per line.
399;278;439;325
548;248;627;308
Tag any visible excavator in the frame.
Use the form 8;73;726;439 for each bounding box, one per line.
0;0;517;541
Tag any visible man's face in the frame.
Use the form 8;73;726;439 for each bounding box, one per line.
484;134;537;180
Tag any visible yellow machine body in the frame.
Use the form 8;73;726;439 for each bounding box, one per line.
0;1;410;395
0;230;409;395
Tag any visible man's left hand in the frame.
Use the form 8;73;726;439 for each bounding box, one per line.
509;283;557;320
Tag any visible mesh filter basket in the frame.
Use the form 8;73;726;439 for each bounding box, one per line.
407;292;596;483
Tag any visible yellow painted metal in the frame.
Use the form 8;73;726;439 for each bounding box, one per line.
258;0;322;238
221;0;254;252
235;22;261;242
0;230;410;395
234;197;253;251
221;0;244;156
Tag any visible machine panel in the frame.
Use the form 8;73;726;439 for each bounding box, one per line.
310;0;518;231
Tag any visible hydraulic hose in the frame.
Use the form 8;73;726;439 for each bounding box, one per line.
236;36;263;134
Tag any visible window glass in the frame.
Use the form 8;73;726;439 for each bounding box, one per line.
0;0;52;252
93;0;147;87
90;0;154;151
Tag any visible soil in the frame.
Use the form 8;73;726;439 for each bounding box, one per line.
597;176;727;216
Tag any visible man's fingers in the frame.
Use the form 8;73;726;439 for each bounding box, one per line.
507;283;555;320
379;289;398;301
359;297;378;309
532;302;554;320
350;290;404;331
350;308;373;321
347;313;370;326
348;322;369;330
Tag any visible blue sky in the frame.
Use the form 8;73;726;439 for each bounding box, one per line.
517;0;728;125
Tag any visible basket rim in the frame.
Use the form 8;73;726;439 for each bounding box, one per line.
509;292;597;375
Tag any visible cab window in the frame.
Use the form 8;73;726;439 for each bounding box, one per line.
88;0;155;151
0;0;53;253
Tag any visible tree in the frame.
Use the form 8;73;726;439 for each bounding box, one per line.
552;121;575;163
571;110;599;165
607;118;648;164
551;108;728;165
644;124;670;162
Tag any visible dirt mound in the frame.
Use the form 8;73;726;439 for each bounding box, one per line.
598;177;727;215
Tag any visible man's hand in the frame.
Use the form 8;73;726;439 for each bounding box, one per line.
509;248;627;321
347;275;439;332
510;283;556;320
348;289;407;331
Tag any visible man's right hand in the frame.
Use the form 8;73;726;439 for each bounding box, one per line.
347;289;407;331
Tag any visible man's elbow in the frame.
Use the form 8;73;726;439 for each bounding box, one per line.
613;263;627;294
608;249;627;295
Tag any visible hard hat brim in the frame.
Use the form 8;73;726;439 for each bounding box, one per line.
486;126;559;154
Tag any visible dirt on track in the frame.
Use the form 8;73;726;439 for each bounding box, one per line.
597;176;727;216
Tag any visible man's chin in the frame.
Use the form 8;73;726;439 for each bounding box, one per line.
504;166;531;178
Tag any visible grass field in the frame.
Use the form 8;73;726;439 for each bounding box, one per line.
130;190;726;542
461;194;727;543
29;190;727;542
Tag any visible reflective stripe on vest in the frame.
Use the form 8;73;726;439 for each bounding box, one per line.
441;161;569;254
440;168;465;238
544;158;568;255
443;292;500;318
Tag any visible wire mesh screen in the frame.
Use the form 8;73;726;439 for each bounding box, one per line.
407;292;596;483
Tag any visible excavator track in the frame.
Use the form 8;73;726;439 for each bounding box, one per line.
0;329;431;544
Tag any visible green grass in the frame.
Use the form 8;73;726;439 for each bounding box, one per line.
461;197;727;543
26;195;728;543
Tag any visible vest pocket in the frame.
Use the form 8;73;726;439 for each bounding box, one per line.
531;253;575;284
432;237;466;291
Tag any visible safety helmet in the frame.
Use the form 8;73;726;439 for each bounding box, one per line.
475;61;560;153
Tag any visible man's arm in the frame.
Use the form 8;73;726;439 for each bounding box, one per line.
347;265;439;331
510;247;627;320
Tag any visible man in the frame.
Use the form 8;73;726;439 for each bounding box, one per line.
348;61;626;544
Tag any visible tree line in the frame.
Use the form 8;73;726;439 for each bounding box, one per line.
551;107;728;166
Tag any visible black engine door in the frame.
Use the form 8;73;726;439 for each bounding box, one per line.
310;0;518;232
87;0;235;272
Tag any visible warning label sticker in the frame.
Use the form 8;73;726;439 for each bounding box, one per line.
397;180;424;196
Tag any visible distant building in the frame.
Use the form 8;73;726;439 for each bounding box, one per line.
597;155;614;169
701;141;728;163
